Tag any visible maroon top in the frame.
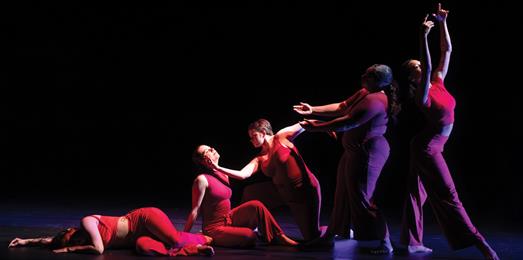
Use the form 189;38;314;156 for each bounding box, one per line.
422;76;456;126
341;88;389;145
200;173;232;233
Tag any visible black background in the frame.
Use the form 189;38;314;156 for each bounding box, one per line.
2;1;521;224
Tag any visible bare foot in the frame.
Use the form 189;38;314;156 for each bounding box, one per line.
203;235;213;245
476;240;499;260
408;245;433;254
370;239;393;255
197;245;215;256
277;234;299;246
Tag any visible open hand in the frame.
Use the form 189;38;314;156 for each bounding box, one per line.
293;102;313;115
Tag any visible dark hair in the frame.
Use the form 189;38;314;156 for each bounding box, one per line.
384;81;401;119
49;228;91;249
366;64;401;119
248;119;273;136
192;145;205;165
400;59;418;101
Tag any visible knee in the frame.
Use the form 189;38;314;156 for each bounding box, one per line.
239;232;257;248
245;200;265;210
140;207;164;217
135;236;157;255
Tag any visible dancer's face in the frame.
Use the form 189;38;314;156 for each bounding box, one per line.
198;145;220;164
248;129;264;148
406;60;422;85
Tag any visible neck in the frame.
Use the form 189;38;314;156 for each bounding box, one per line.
261;135;274;154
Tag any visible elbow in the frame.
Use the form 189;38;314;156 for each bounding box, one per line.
95;246;104;255
441;46;452;53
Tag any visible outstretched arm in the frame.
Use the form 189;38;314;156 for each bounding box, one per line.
293;101;347;117
184;175;207;232
300;98;383;132
210;157;259;180
433;3;451;80
8;237;53;248
418;14;434;106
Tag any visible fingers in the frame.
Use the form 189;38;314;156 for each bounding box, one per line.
423;14;429;22
8;239;19;248
437;2;441;11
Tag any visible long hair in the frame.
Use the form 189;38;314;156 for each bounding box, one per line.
367;64;401;121
49;228;91;249
192;144;210;174
384;80;401;121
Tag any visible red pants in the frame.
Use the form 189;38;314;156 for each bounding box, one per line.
328;136;390;240
204;200;283;248
124;207;206;256
400;133;484;249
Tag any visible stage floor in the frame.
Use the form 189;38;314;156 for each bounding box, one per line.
1;202;520;259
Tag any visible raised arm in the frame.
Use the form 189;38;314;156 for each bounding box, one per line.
184;175;208;232
418;14;434;106
433;3;451;81
300;97;384;132
210;157;259;180
8;237;53;248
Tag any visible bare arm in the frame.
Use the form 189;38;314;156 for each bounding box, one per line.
300;98;383;132
53;245;102;254
418;15;434;106
433;3;451;80
210;157;259;180
293;102;347;117
8;237;53;248
184;175;207;232
79;216;104;254
276;123;305;142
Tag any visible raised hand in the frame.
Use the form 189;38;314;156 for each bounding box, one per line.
422;14;435;36
433;3;449;22
293;102;313;115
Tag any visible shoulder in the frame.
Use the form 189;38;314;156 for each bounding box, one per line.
361;93;387;109
431;75;445;86
194;174;209;187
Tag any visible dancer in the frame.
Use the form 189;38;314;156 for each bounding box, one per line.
8;207;214;256
400;4;498;259
294;63;400;254
186;144;298;248
207;119;323;241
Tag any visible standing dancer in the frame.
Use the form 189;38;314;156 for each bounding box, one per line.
400;4;498;259
294;63;400;254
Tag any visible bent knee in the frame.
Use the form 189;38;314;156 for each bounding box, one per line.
244;200;266;209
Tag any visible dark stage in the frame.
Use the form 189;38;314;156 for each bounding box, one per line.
1;201;522;260
2;1;522;259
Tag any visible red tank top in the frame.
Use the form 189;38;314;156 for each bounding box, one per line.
94;216;120;247
201;173;232;232
263;138;314;188
423;76;456;126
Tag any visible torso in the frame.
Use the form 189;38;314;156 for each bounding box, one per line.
200;173;232;232
90;215;130;248
421;77;456;136
342;90;389;145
